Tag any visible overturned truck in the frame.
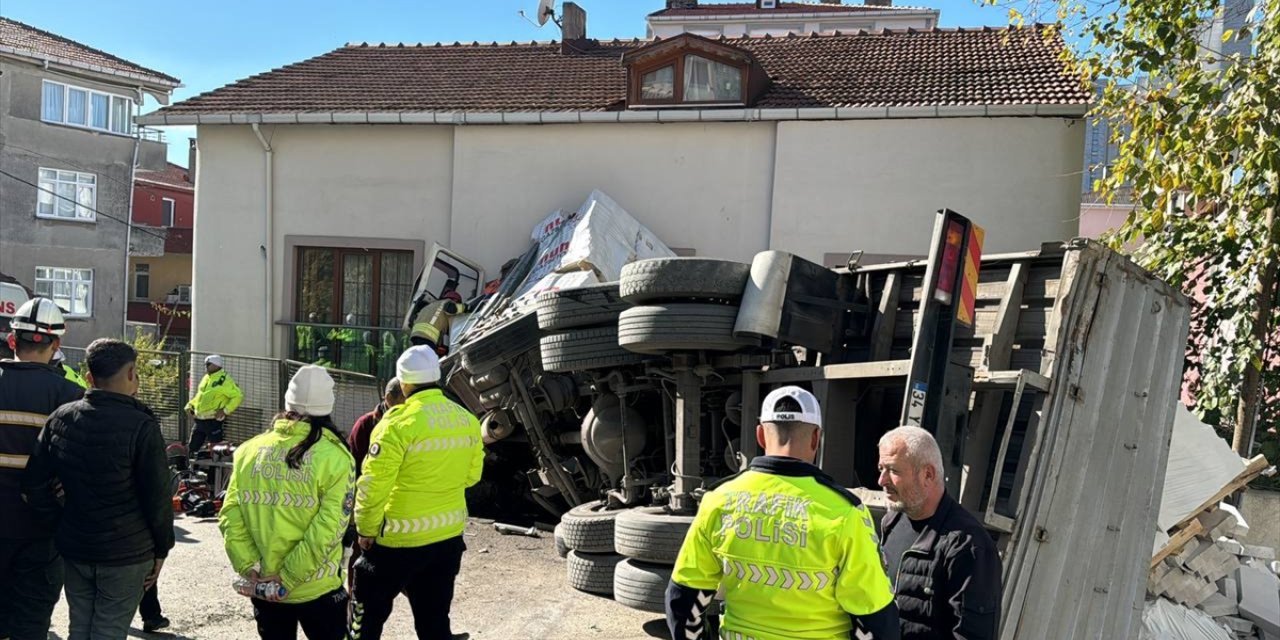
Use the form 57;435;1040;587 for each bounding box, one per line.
406;194;1190;639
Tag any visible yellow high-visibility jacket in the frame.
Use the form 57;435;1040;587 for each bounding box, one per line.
354;388;483;547
186;370;243;419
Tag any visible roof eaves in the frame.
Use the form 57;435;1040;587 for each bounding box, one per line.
649;8;937;21
0;45;181;90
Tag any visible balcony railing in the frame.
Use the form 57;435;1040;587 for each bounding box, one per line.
137;126;167;143
283;322;412;381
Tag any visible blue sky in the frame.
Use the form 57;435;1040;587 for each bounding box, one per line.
1;0;1009;166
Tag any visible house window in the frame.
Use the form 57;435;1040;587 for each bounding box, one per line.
641;66;675;101
161;198;175;227
40;80;133;134
36;168;96;221
174;285;191;304
683;55;743;102
133;264;150;299
295;247;414;329
34;267;93;318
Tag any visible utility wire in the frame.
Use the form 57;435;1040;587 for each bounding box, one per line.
3;141;190;203
0;168;167;241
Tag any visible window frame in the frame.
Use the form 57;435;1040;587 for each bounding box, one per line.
628;48;751;107
40;80;134;136
34;266;94;319
133;264;151;300
161;198;176;227
36;167;97;222
293;247;415;328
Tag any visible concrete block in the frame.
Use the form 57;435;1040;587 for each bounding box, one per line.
1220;538;1249;556
1237;564;1280;637
1200;592;1240;617
1219;577;1240;604
1242;545;1278;561
1218;502;1250;539
1150;562;1172;595
1218;615;1254;635
1200;508;1236;534
1271;561;1280;577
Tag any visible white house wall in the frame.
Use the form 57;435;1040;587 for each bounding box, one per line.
769;117;1083;263
191;116;1084;357
449;122;776;274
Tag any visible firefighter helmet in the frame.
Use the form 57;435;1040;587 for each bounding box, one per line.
9;297;66;340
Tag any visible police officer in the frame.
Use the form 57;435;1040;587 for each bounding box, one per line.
219;365;355;640
51;349;87;389
0;298;84;639
184;354;243;456
667;386;901;640
350;346;484;640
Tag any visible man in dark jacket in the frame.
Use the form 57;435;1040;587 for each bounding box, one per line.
0;298;84;640
348;377;404;474
877;426;1002;640
23;338;175;639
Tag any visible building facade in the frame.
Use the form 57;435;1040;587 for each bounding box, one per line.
140;24;1089;363
0;18;179;346
647;1;938;38
127;161;194;347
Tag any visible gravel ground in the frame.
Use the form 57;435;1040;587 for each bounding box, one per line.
48;516;664;640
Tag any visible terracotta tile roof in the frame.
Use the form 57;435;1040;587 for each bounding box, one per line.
650;2;935;17
135;163;193;191
0;17;179;85
151;26;1088;116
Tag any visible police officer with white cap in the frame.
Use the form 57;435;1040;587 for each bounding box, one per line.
184;354;243;458
0;298;84;639
350;346;483;640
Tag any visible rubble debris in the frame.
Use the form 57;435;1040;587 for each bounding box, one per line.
1237;562;1280;637
1140;597;1233;640
493;523;541;538
1159;406;1247;531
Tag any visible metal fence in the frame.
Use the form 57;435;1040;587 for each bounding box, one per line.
61;347;381;446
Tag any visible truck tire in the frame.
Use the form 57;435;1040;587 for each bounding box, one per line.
460;314;540;372
477;383;510;410
566;551;623;596
554;523;570;559
613;507;694;565
620;258;750;304
470;365;510;392
536;283;629;331
559;500;619;553
618;304;759;354
613;559;673;614
540;326;646;373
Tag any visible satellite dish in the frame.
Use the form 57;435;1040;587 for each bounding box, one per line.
537;0;555;26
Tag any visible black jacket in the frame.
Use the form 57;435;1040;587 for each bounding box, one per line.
880;493;1002;639
23;389;175;565
0;360;84;539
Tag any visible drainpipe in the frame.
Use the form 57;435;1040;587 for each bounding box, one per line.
251;123;274;357
123;93;142;337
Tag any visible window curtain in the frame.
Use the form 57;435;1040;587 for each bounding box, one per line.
683;56;742;102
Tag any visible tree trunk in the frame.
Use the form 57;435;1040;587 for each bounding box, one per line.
1234;206;1280;455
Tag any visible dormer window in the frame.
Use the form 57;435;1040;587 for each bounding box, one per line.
623;34;769;108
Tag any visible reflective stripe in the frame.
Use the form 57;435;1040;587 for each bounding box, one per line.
236;491;318;508
719;558;833;591
405;435;479;454
0;453;30;469
0;411;47;428
719;629;756;640
310;559;342;582
384;509;467;535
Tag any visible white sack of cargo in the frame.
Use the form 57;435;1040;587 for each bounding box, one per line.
1138;598;1233;640
1158;405;1247;531
503;190;673;318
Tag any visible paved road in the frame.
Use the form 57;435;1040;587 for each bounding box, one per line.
48;516;664;639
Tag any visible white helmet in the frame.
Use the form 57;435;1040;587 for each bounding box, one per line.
9;297;66;337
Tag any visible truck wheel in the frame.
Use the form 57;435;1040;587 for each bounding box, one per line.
613;507;694;565
554;523;570;559
614;559;673;614
566;551;623;596
620;258;750;304
559;500;619;553
460;314;540;372
540;326;646;373
477;383;510;410
618;304;759;355
537;283;629;331
470;364;510;392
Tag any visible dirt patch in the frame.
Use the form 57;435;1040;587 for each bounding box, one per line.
47;516;662;639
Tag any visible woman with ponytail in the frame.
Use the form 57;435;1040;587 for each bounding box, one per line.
219;365;356;640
